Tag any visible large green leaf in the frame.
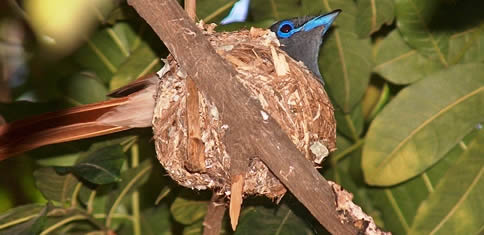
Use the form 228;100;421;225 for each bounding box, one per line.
73;21;162;87
409;130;484;235
74;23;137;83
363;63;484;186
374;30;444;85
355;0;395;37
235;204;313;235
367;129;476;234
304;0;372;113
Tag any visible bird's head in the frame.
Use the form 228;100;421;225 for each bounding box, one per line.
270;9;341;84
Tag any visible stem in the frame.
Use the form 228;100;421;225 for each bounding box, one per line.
87;189;97;214
131;144;141;235
70;183;82;208
344;114;359;141
94;213;133;220
40;215;88;235
0;215;37;230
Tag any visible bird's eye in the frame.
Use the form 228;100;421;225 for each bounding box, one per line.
280;24;292;33
276;21;296;38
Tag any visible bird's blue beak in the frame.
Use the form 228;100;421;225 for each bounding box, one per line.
302;9;341;35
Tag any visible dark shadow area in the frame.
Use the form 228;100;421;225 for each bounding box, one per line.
427;0;484;32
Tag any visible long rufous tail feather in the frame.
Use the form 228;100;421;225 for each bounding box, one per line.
0;74;158;161
0;98;132;160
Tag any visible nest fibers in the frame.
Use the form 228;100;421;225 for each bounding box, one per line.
152;22;336;199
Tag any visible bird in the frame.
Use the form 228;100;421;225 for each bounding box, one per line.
270;9;341;83
0;10;341;160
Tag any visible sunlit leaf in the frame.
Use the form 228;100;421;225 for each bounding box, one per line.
355;0;395;37
374;30;444;84
363;64;484;186
367;129;476;233
410;130;484;235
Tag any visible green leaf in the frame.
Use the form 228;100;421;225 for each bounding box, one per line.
73;22;141;83
251;0;304;21
110;41;161;90
363;63;484;186
70;144;126;185
183;221;204;235
0;204;45;234
448;24;484;65
198;0;236;23
409;130;484;235
395;0;450;66
311;0;372;112
34;168;79;203
374;30;444;85
170;197;207;225
367;129;474;234
140;205;172;235
395;0;484;67
61;72;108;105
235;204;313;235
355;0;395;37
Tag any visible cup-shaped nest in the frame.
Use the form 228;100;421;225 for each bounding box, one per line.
152;24;336;200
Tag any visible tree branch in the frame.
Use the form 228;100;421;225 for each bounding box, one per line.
127;0;358;234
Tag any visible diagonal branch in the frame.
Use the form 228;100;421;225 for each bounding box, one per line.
127;0;358;234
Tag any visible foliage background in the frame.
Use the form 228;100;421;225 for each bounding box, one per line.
0;0;482;234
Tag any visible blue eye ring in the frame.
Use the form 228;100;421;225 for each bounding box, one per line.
277;20;295;38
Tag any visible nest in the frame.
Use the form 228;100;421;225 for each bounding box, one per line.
151;23;336;200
